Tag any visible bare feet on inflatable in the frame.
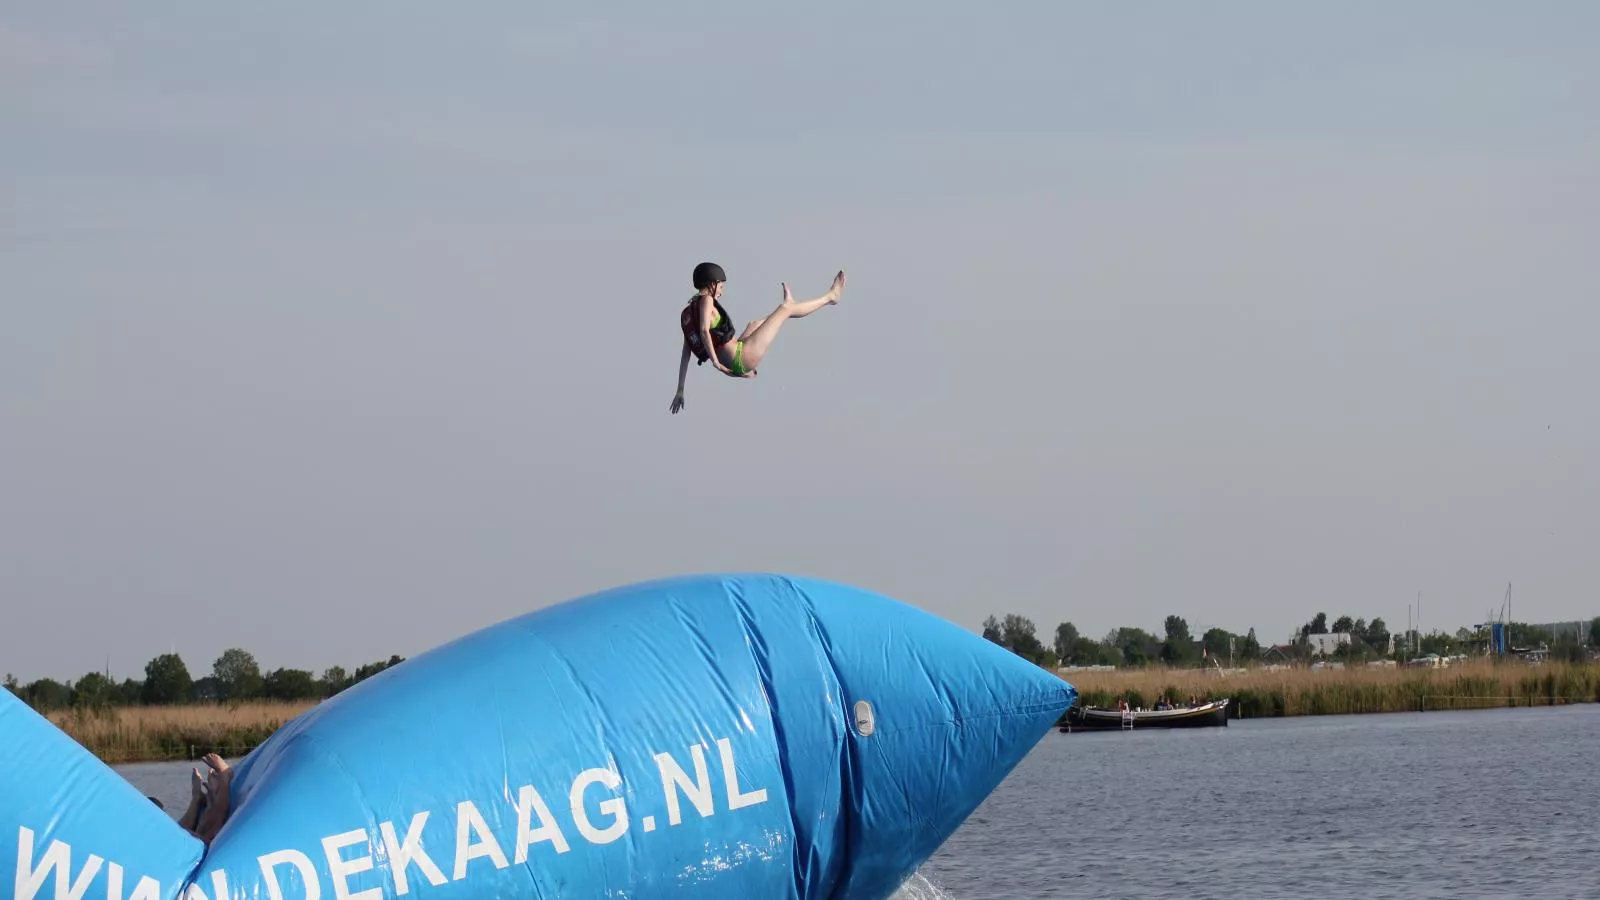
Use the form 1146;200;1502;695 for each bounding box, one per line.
202;752;232;787
180;752;235;846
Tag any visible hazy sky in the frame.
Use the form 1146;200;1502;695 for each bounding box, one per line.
4;3;1597;683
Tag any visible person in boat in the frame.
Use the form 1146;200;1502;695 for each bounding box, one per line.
670;262;846;414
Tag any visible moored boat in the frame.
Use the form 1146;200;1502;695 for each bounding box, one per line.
1057;698;1231;732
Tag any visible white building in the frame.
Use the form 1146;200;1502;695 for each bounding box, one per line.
1306;632;1352;657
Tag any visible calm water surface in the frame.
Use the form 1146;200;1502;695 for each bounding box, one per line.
915;704;1599;899
118;706;1599;899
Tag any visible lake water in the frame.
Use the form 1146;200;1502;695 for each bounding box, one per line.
117;705;1599;899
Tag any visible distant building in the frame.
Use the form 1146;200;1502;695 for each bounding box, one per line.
1306;633;1351;657
1261;645;1297;666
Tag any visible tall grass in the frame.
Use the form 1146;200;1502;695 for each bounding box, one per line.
50;701;319;763
1058;659;1600;719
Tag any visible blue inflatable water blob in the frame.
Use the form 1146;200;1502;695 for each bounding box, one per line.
3;573;1076;899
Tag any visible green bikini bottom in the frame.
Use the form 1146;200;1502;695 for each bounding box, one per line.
725;341;750;376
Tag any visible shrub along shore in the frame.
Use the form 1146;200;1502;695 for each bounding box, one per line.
32;660;1600;764
1058;658;1600;719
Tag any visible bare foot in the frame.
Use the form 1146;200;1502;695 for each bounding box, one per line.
827;270;846;304
202;752;232;787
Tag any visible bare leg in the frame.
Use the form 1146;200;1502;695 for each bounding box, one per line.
789;271;845;317
738;300;824;342
782;299;830;320
738;272;844;371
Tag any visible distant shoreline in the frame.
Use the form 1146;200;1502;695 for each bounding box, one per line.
42;661;1600;764
1056;658;1599;720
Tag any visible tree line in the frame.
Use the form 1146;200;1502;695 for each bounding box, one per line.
982;613;1265;669
3;648;406;714
982;611;1600;669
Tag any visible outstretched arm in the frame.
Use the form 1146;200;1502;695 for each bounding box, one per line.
671;339;690;413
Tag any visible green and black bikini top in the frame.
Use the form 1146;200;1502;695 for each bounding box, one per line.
680;297;737;365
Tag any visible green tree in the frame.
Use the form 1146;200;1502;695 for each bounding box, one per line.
3;673;18;697
1160;616;1198;665
142;653;193;705
1308;613;1329;635
24;678;71;711
115;678;144;705
1241;628;1262;661
1070;636;1108;666
1000;614;1047;661
1163;616;1192;643
213;648;263;701
1331;615;1354;634
1109;627;1160;666
1506;622;1554;649
1053;622;1080;662
1366;618;1390;653
1200;627;1235;662
263;668;320;702
191;676;222;702
1097;640;1126;666
1589;617;1599;647
1419;631;1458;656
353;655;405;683
1334;633;1376;663
981;616;1003;644
70;672;115;710
320;666;350;697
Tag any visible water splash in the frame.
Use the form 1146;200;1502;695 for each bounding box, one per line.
893;870;958;900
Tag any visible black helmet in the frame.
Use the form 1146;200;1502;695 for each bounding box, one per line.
692;262;726;290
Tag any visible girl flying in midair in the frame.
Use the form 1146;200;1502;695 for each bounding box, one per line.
670;262;846;414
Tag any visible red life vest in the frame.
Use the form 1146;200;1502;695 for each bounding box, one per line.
680;298;736;365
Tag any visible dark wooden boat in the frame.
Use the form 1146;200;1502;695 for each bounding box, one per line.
1057;698;1230;732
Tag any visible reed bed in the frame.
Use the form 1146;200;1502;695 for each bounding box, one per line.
50;701;319;763
1057;658;1600;718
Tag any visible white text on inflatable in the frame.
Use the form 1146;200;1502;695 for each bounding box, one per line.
11;733;775;900
216;735;771;899
14;827;162;900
